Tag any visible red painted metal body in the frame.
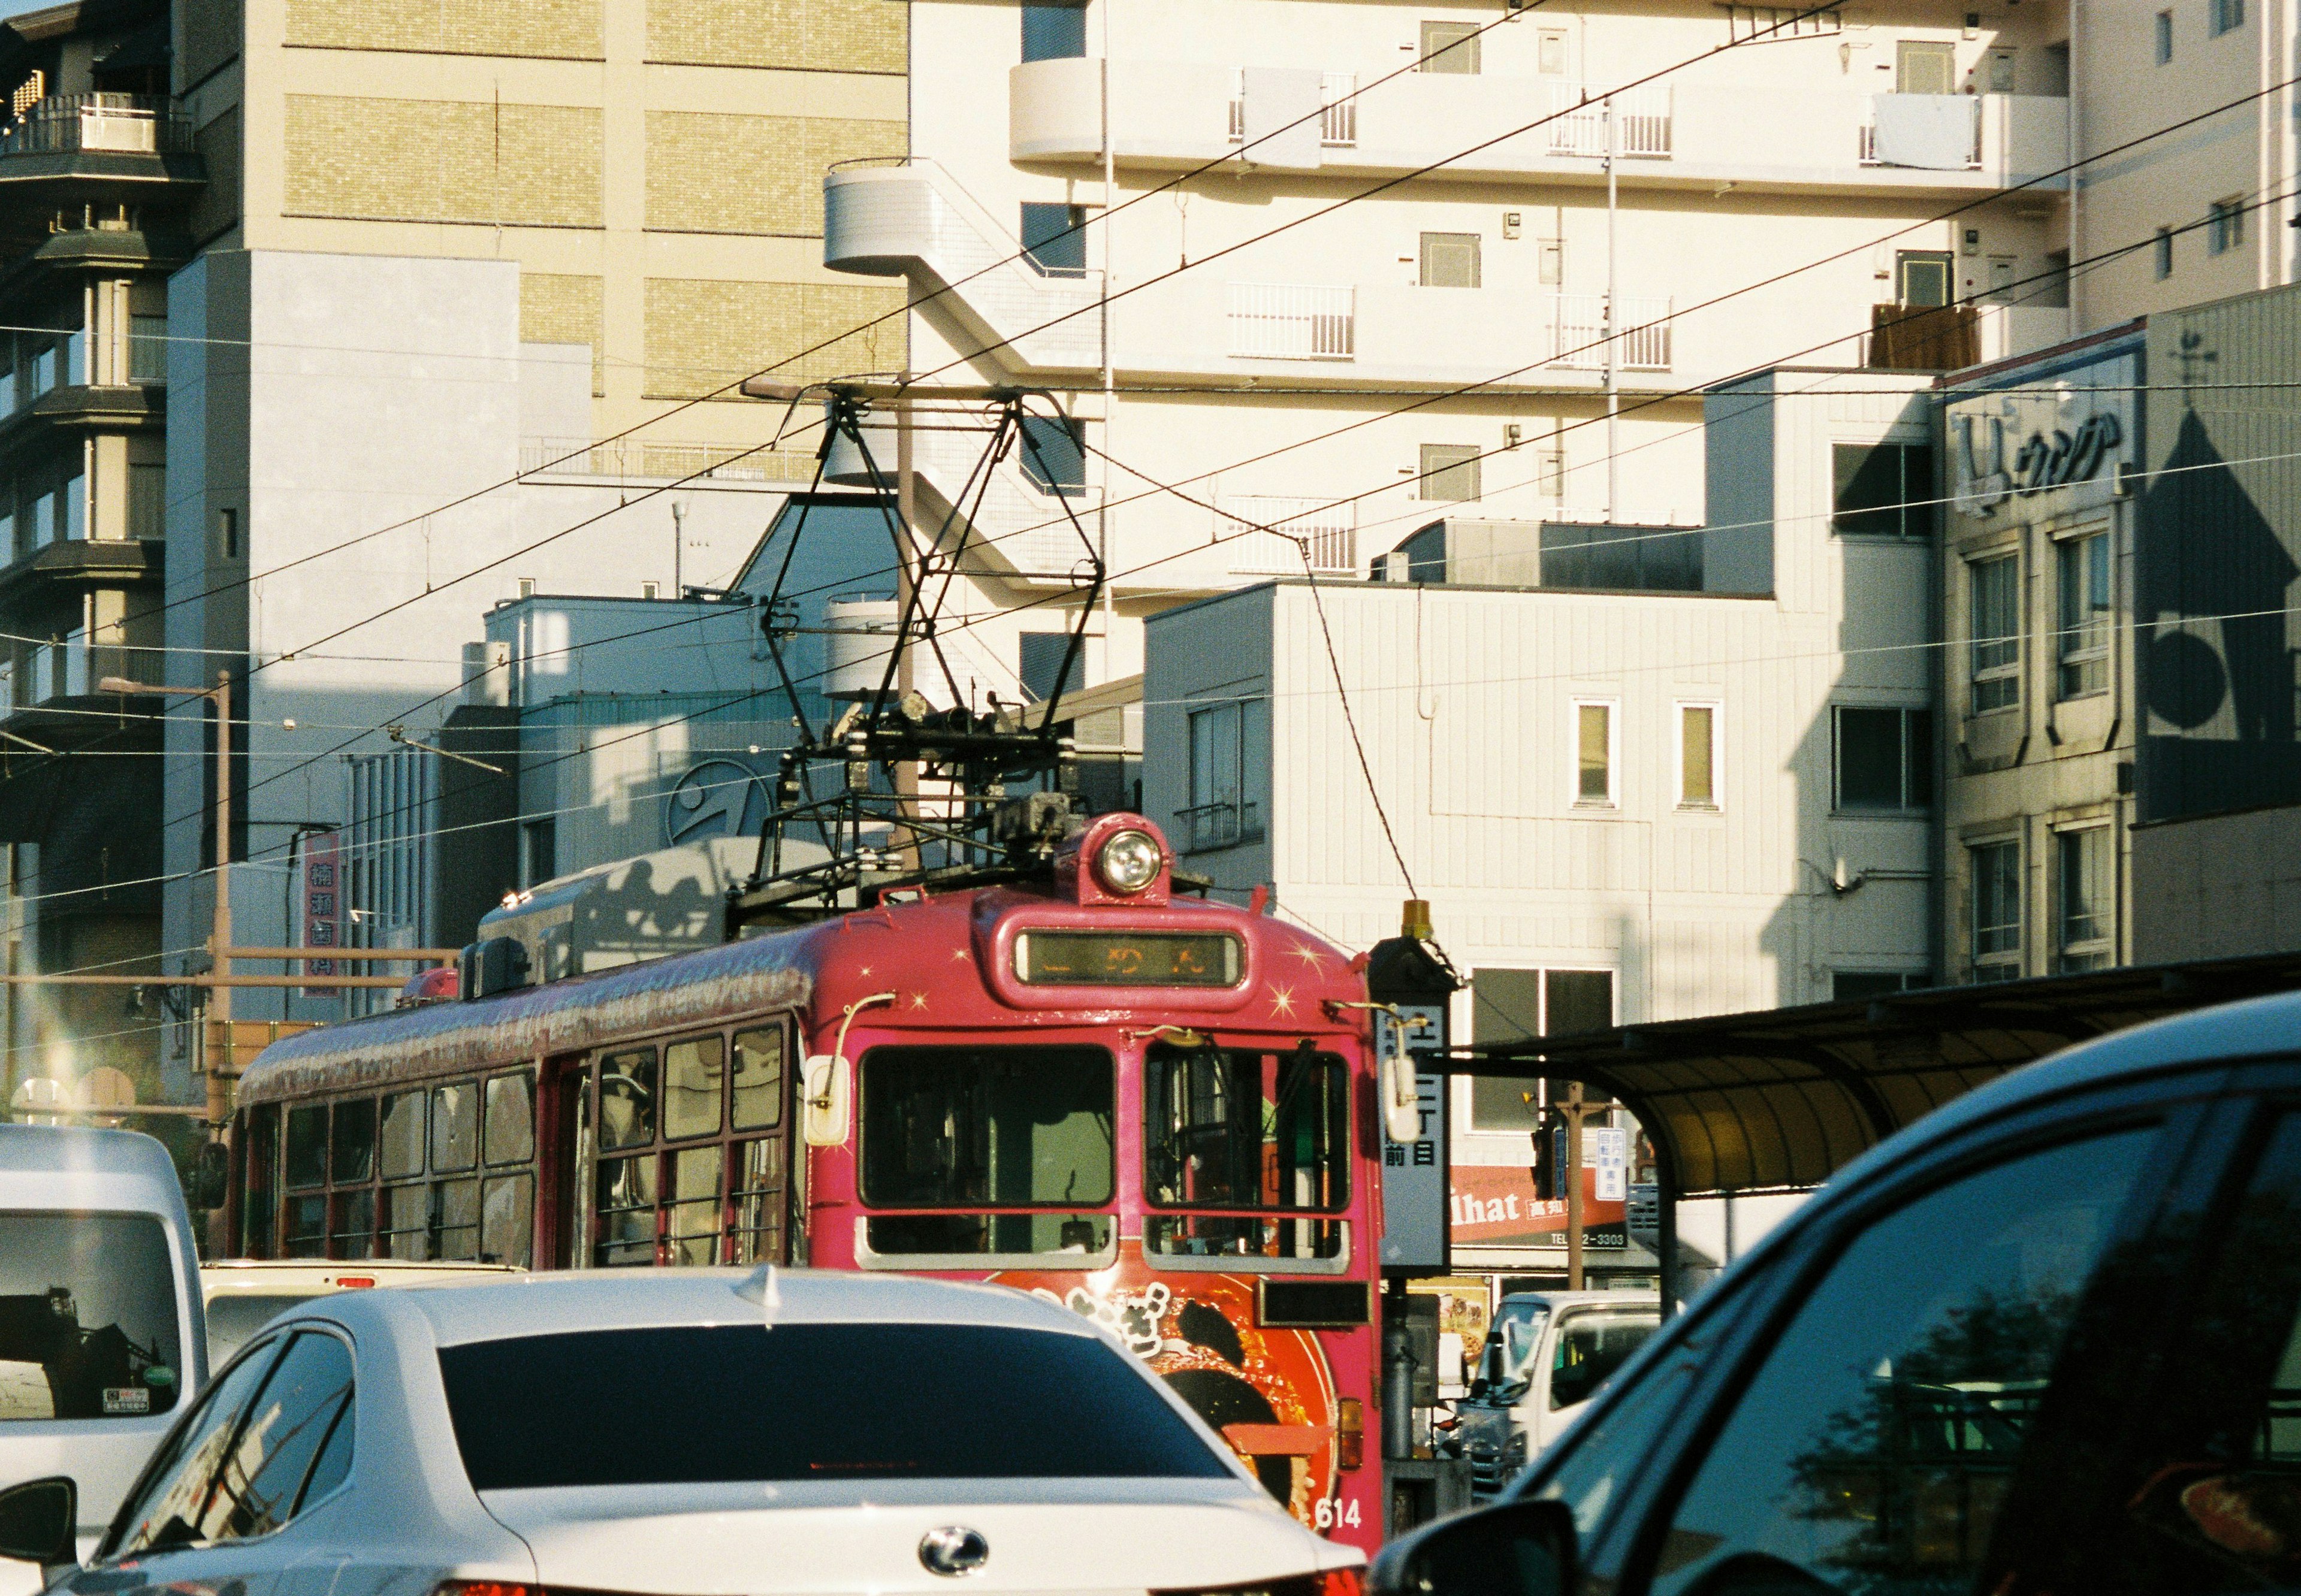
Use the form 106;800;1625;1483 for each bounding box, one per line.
233;817;1386;1552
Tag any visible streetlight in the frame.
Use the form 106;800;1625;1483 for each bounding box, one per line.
100;671;234;1151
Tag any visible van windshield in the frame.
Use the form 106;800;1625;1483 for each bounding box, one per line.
0;1211;182;1420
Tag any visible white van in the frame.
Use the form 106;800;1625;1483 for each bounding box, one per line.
0;1126;206;1593
1449;1290;1659;1499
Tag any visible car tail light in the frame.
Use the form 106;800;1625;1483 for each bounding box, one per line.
1318;1570;1364;1596
1336;1397;1364;1472
334;1277;376;1289
434;1583;532;1596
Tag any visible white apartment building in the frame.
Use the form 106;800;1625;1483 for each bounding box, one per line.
830;0;2079;697
1140;370;1939;1283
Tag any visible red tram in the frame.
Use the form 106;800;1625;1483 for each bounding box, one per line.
228;814;1393;1552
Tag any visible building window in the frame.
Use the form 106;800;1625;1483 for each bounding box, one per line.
2209;197;2246;255
1832;442;1937;539
2154;227;2175;280
2154;8;2174;60
1677;702;1719;809
1021;1;1086;61
2057;825;2113;972
1020;201;1088;277
129;464;164;540
1467;967;1616;1129
129;314;167;385
1018;414;1086;497
1573;699;1615;806
1895;250;1953;309
523;817;556;888
1420;443;1481;501
1969;553;2021;713
1833;706;1932;812
1832;970;1931;1002
2056;530;2111;699
1019;632;1083;703
1182;694;1269;853
1971;838;2022;981
2210;0;2243;34
1419;20;1481;72
1420;231;1481;289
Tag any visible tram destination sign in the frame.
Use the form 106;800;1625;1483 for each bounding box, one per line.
1014;930;1243;987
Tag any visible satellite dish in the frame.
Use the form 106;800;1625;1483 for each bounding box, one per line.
77;1067;136;1111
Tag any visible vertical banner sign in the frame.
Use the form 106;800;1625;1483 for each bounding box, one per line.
1592;1126;1629;1204
301;833;342;998
1377;1003;1450;1272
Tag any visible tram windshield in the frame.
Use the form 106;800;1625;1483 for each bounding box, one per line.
858;1045;1115;1259
1143;1044;1348;1261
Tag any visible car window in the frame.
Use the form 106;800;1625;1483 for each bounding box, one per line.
1550;1313;1657;1410
439;1323;1233;1486
210;1331;355;1540
206;1293;324;1367
2019;1109;2301;1594
1647;1127;2156;1596
105;1337;288;1556
0;1210;183;1420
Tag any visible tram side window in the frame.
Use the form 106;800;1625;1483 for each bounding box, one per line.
283;1104;330;1258
856;1045;1116;1261
586;1030;795;1270
1143;1045;1349;1262
242;1102;280;1260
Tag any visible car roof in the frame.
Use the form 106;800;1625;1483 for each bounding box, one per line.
0;1122;185;1211
1496;1290;1660;1312
314;1265;1109;1349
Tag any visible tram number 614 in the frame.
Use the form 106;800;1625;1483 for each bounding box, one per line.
1313;1497;1361;1531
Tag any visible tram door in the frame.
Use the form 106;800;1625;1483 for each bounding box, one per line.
546;1054;594;1268
547;1023;797;1269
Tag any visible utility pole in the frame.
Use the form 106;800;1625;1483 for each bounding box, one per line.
1098;0;1116;637
671;500;686;597
1538;1080;1603;1290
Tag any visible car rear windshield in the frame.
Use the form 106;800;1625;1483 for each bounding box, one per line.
0;1211;182;1420
437;1322;1232;1489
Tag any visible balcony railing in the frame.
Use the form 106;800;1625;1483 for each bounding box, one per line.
1858;95;1982;168
1228;72;1359;146
1228;283;1355;359
0;94;191;158
1542;294;1674;371
521;437;821;483
1219;494;1357;576
1547;83;1673;158
1177;799;1263;853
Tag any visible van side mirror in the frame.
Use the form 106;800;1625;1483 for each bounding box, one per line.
0;1477;77;1571
1369;1497;1575;1596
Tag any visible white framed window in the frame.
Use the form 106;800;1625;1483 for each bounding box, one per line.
2055;528;2111;699
1968;552;2021;714
1572;697;1617;806
1970;836;2022;982
1464;966;1617;1129
2210;0;2243;35
2055;824;2114;972
1183;693;1270;853
1676;701;1720;809
2209;197;2246;255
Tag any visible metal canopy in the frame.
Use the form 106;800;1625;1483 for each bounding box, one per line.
1447;951;2301;1199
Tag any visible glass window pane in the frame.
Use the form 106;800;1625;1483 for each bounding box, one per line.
481;1174;534;1268
1143;1046;1348;1216
284;1105;328;1191
212;1331;354;1541
295;1393;354;1513
1650;1129;2155;1596
1973;839;2023;969
2057;827;2111;970
668;1147;723;1266
1550;1314;1659;1410
1545;969;1614;1036
384;1184;429;1261
105;1339;285;1553
1906;709;1935;808
595;1154;659;1268
600;1049;657;1150
1971;555;2021;712
732;1137;786;1265
484;1069;535;1166
330;1098;375;1185
430;1081;478;1172
433;1178;480;1262
282;1195;328;1259
860;1046;1115;1235
732;1028;784;1130
1578;703;1611;801
1837;707;1906;809
664;1036;725;1141
330;1188;375;1261
0;1213;184;1421
379;1089;425;1180
1681;705;1716;805
1020;1;1085;62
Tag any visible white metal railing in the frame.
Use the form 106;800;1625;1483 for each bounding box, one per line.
1541;294;1674;370
1219;495;1357;575
1547;83;1672;158
520;437;819;483
1227;72;1359;147
1227;283;1355;359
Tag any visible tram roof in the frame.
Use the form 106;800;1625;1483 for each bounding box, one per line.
1448;950;2301;1199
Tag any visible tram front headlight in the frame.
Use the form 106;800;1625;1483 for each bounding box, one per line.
1094;828;1164;894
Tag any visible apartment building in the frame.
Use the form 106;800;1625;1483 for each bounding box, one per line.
2067;0;2295;330
828;0;2078;703
1140;368;1939;1287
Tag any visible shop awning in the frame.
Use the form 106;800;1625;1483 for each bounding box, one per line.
1445;951;2301;1199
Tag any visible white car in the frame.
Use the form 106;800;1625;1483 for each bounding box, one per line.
198;1260;519;1367
1;1269;1361;1596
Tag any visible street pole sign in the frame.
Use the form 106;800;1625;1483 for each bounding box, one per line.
1376;1005;1448;1272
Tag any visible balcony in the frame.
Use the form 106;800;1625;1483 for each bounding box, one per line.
521;436;820;485
1011;58;2069;195
823;158;1104;375
1217;495;1357;577
1213;282;1671;376
0;95;191;159
1226;283;1355;359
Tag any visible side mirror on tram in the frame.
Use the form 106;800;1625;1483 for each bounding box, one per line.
802;1054;852;1146
1382;1047;1423;1144
1368;1498;1575;1596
